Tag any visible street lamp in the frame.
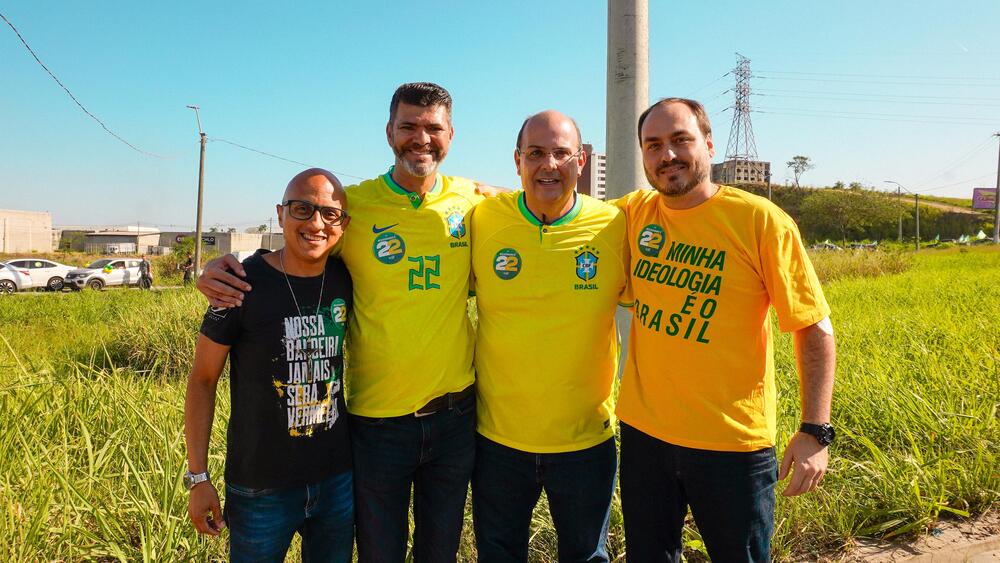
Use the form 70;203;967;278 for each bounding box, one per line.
187;105;206;278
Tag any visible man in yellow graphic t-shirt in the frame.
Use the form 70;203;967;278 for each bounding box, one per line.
197;83;481;562
470;111;628;561
615;98;837;562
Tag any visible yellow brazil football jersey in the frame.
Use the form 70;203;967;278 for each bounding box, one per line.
471;191;629;453
339;168;483;417
615;186;829;452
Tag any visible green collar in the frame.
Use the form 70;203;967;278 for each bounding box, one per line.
384;166;440;208
517;191;582;226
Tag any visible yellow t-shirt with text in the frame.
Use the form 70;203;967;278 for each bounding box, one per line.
615;186;829;451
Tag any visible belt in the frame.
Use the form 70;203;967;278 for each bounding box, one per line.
414;385;475;417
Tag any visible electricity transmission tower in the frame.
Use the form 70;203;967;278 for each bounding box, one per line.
724;53;759;161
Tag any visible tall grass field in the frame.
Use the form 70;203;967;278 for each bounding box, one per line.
1;248;997;561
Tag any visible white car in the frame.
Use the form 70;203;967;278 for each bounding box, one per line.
0;262;32;294
65;258;146;291
4;258;75;291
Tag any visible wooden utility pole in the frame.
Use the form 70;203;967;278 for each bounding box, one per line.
187;105;206;278
914;193;920;251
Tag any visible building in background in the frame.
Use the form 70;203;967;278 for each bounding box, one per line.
158;231;284;255
577;143;607;200
0;209;54;253
711;160;771;185
83;228;162;254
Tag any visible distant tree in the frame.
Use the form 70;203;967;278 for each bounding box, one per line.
848;181;864;191
209;226;219;233
786;156;814;188
244;224;269;234
799;189;900;242
227;227;237;233
833;181;845;190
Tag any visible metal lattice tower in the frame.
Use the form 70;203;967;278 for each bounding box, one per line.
724;53;759;161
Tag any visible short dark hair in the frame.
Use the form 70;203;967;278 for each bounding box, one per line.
389;82;452;124
637;97;712;142
515;114;583;150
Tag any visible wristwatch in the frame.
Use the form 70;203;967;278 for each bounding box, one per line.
183;470;211;490
799;423;836;447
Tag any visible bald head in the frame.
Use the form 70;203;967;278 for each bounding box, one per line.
283;168;346;204
515;110;582;151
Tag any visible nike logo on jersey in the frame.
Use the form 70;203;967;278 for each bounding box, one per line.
372;223;399;234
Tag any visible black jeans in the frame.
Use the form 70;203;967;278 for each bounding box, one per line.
350;392;476;563
619;422;777;562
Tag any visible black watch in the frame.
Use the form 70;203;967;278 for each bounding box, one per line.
799;423;835;446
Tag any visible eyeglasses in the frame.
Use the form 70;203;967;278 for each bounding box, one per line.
282;200;349;225
517;147;583;167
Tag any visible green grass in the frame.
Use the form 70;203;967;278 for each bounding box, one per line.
1;249;997;561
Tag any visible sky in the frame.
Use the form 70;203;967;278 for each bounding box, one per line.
2;1;999;230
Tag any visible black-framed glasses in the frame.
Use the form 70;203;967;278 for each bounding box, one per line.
516;147;583;166
282;200;349;225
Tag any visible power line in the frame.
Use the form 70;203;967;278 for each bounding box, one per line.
914;173;995;194
753;108;999;127
913;136;996;189
209;138;366;180
685;72;730;98
756;69;1000;82
753;92;1000;108
757;75;1000;88
0;11;166;158
756;87;1000;102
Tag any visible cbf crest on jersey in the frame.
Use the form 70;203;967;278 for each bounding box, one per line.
575;245;599;281
445;207;469;248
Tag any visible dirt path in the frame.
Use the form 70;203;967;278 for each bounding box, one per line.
820;511;1000;562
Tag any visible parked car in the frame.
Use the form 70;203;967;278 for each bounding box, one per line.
0;262;32;294
65;258;147;291
4;258;75;291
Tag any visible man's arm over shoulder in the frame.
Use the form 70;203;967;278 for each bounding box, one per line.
196;254;254;308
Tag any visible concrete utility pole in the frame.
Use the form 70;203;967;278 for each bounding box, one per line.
607;0;649;375
187;105;207;278
993;132;999;244
914;193;920;251
606;0;649;199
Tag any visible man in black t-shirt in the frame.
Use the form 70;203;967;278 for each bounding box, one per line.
184;168;355;562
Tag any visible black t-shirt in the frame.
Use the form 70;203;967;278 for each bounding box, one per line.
200;252;352;489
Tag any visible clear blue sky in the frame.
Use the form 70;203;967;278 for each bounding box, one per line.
2;1;998;229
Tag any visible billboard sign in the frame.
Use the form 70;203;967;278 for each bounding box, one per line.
202;235;217;245
972;188;996;210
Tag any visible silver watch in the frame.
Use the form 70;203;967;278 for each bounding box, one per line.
183;470;211;490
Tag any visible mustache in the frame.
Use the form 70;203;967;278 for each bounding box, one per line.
657;159;689;174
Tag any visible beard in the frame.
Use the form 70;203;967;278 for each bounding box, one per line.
393;142;443;178
646;157;708;197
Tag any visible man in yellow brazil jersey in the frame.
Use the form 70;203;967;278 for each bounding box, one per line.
615;98;837;562
469;110;629;561
197;83;482;562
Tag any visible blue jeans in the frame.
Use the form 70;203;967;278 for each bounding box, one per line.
350;392;476;563
472;435;617;563
223;470;354;563
619;422;778;562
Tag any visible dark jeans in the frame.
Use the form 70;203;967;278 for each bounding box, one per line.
224;470;354;563
472;435;617;563
350;392;476;563
619;422;778;563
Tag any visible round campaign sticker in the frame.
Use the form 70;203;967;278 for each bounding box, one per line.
373;232;406;264
493;248;522;280
637;224;665;257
